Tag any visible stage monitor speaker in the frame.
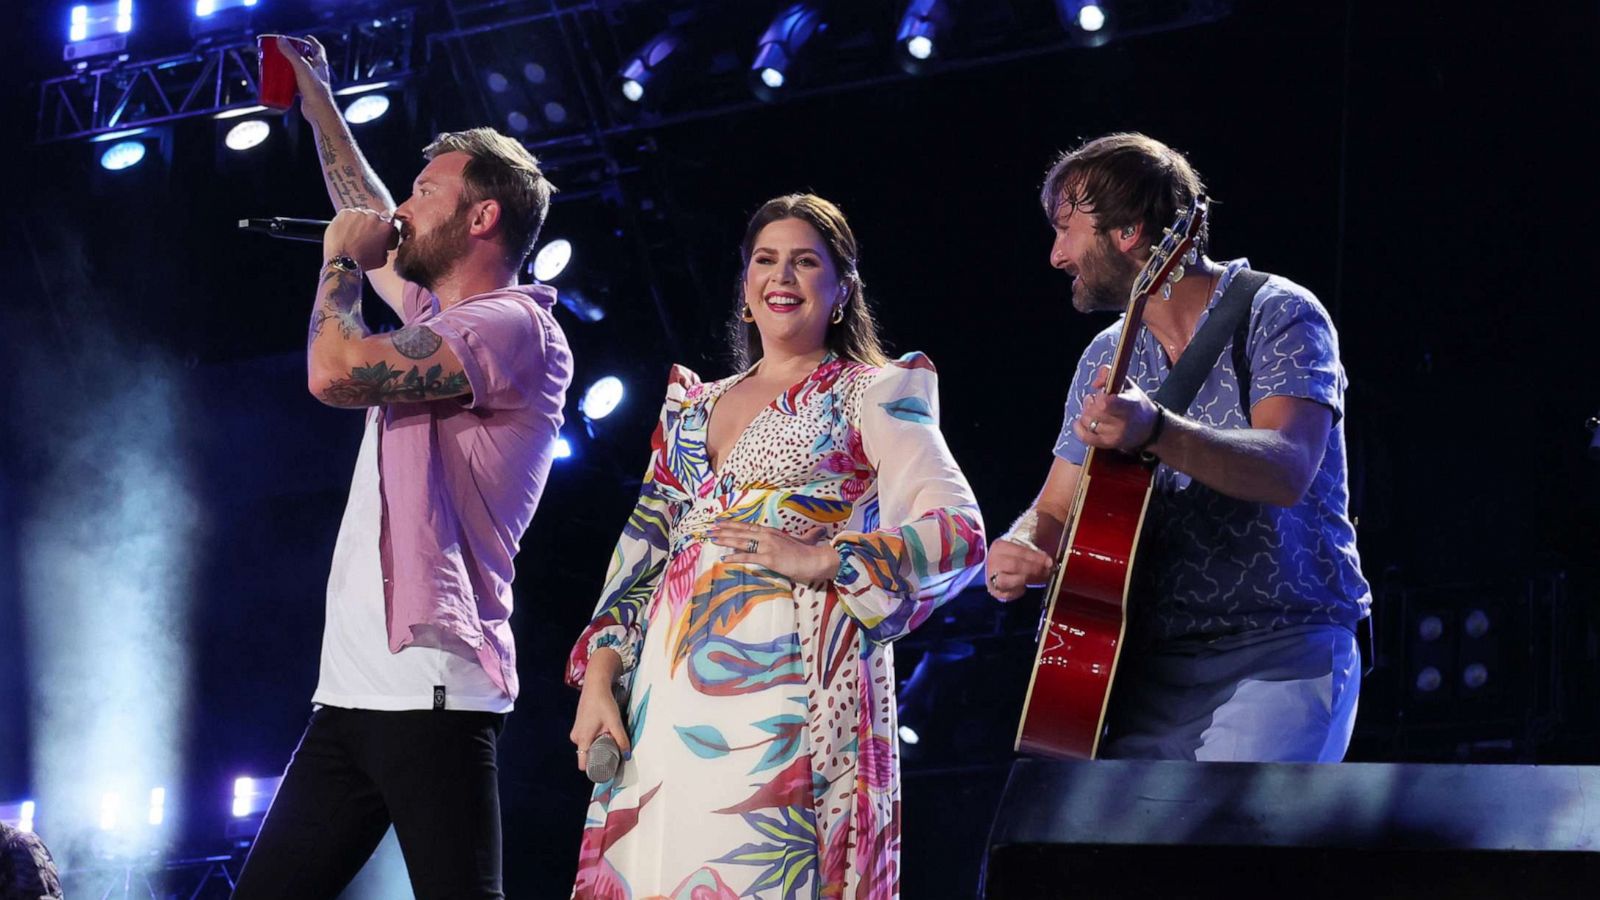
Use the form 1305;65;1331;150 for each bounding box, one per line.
983;759;1600;900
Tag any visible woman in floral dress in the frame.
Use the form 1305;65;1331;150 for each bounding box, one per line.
566;194;985;900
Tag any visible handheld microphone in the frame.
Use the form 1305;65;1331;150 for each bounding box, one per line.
585;734;622;783
237;217;331;243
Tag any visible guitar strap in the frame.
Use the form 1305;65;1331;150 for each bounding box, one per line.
1151;269;1269;420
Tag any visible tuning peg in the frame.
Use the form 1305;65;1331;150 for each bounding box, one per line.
1161;283;1173;299
1185;247;1199;265
1170;264;1185;283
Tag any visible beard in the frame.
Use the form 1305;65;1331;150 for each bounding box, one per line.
394;206;471;290
1071;233;1142;314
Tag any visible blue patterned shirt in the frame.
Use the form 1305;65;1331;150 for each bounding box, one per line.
1054;259;1371;644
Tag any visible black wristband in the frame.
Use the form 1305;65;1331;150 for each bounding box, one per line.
1134;402;1167;457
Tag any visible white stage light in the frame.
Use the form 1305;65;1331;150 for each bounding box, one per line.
343;94;390;125
898;725;920;745
148;787;166;826
553;437;573;460
580;376;625;421
20;800;36;833
1079;4;1106;32
70;6;89;42
232;777;254;818
225;119;270;151
906;35;933;60
215;105;268;120
621;78;644;102
760;67;785;90
99;792;121;831
532;239;572;282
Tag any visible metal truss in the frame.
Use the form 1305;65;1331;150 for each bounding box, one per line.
34;10;419;144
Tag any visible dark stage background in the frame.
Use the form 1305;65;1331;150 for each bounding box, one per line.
2;1;1597;896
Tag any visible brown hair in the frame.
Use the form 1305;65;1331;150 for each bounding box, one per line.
730;193;889;370
422;127;555;267
1040;132;1209;255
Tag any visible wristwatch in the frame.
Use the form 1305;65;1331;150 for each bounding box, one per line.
323;255;360;273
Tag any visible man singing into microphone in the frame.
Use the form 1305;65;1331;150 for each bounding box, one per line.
231;36;572;899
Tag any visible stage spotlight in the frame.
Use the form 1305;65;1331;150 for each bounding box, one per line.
342;93;390;125
897;725;920;745
148;787;165;826
100;139;147;171
506;110;531;133
224;119;270;151
0;800;37;833
553;437;573;460
543;101;568;125
487;71;510;93
66;1;134;62
231;777;254;818
617;29;685;104
532;238;572;282
580;376;625;421
195;0;257;17
1415;665;1442;693
751;3;824;100
896;0;952;69
1056;1;1111;44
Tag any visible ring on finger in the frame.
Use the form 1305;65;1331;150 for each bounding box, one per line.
745;538;759;553
1089;419;1101;434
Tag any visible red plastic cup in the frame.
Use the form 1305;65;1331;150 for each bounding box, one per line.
257;35;306;110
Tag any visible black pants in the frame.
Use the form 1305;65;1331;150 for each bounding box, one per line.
232;706;507;900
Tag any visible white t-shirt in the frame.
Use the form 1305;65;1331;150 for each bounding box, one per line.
312;411;513;713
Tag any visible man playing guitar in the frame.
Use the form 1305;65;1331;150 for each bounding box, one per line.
988;133;1370;762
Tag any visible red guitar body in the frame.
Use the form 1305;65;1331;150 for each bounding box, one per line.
1013;196;1207;760
1014;447;1154;759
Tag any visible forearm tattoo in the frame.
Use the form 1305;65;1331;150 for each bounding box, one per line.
307;265;366;349
319;362;470;406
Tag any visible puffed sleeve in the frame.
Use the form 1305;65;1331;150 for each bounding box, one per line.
565;365;699;687
829;353;986;643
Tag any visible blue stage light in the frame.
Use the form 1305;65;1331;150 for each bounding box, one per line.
580;376;625;421
617;29;685;104
100;139;147;171
751;4;823;99
196;0;258;17
896;0;951;66
116;0;132;34
70;6;88;42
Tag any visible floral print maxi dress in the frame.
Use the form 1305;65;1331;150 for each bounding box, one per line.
566;352;985;900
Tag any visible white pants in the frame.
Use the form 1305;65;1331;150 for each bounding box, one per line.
1100;624;1362;763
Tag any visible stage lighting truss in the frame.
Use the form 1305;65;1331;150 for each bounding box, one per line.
36;9;415;144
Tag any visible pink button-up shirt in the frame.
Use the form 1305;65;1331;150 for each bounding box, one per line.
375;281;571;701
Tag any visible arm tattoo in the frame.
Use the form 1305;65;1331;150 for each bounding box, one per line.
316;132;337;166
319;362;470;406
308;265;366;349
390;325;444;359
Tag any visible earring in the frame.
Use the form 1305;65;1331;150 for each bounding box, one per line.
740;304;755;323
830;303;845;325
1121;226;1135;238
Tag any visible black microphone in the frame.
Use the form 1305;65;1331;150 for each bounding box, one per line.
237;217;331;243
585;734;622;783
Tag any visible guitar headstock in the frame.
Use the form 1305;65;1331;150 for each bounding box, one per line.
1130;194;1209;302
